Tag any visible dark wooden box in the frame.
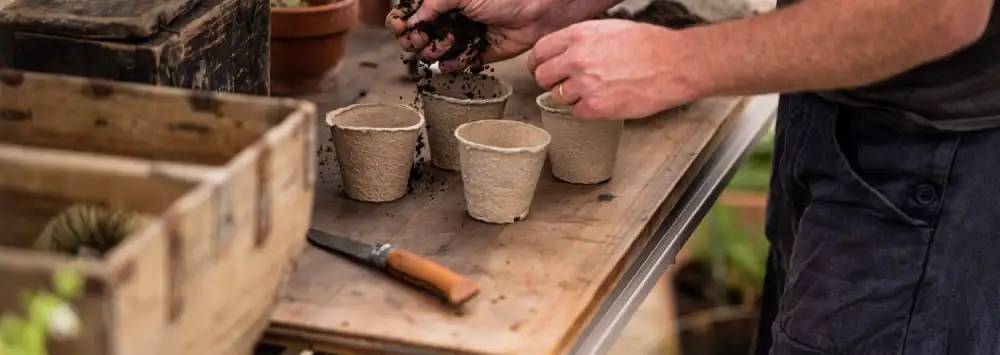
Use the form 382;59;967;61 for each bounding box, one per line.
0;0;270;94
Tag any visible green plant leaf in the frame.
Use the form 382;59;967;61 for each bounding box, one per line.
692;202;770;304
1;267;83;355
52;268;82;299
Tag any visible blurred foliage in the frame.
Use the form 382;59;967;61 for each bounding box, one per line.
727;129;774;192
693;206;769;307
691;127;774;307
0;268;82;355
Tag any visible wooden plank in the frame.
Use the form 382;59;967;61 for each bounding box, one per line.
0;68;295;164
0;0;199;39
267;27;745;354
0;0;270;94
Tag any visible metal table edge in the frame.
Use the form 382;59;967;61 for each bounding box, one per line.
570;94;780;355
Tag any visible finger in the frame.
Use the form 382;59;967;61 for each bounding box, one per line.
532;53;574;89
399;30;429;52
551;80;582;106
410;31;430;50
439;49;482;73
438;60;464;73
439;59;466;73
385;9;408;33
527;28;576;73
420;33;455;61
397;33;422;52
407;0;462;27
573;96;621;120
573;97;607;120
440;44;483;73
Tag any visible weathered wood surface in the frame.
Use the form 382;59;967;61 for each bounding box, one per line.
0;69;316;355
266;27;746;354
0;0;198;39
0;0;269;94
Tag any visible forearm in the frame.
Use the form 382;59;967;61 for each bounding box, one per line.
681;0;994;97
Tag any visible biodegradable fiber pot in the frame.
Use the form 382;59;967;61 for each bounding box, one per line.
271;0;359;86
455;120;551;224
328;103;424;202
422;73;513;171
537;92;624;184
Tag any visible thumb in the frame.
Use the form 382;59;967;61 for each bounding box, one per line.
407;0;462;26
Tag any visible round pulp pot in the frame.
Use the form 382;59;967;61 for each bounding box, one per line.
328;103;423;202
537;92;623;184
421;73;513;171
455;119;551;224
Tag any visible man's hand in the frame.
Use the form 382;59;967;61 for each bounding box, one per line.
529;20;706;120
531;0;992;120
386;0;622;72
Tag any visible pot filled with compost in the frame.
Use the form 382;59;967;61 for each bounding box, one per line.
328;103;425;202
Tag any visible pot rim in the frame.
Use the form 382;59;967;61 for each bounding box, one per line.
422;75;514;105
455;119;551;154
536;91;573;115
326;103;425;132
271;0;357;15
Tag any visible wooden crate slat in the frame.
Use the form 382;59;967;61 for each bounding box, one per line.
0;69;316;355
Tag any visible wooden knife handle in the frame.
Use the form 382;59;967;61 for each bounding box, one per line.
385;249;480;305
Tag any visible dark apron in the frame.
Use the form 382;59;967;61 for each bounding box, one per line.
755;94;1000;354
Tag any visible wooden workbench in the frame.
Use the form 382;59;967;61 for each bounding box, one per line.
264;26;753;354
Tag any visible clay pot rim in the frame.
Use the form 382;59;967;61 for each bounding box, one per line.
326;103;425;132
536;91;573;115
422;75;514;105
455;119;552;154
271;0;357;15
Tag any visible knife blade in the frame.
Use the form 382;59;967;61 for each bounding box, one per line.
307;229;480;305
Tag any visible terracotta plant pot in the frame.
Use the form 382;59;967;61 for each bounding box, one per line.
537;92;623;184
455;120;551;224
358;0;392;26
328;103;424;202
421;73;513;171
271;0;358;91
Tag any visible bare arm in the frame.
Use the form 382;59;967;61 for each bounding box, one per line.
687;0;995;96
387;0;624;68
529;0;994;119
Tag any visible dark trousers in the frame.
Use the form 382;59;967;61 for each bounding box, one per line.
755;94;1000;355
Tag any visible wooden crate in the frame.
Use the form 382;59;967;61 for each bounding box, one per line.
0;69;317;354
0;0;270;94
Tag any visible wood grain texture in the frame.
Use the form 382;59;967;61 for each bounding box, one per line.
267;27;746;354
0;0;270;94
0;0;198;39
0;70;316;355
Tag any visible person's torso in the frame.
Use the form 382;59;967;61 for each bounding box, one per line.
777;0;1000;131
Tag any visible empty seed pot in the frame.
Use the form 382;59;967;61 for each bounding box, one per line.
537;92;624;184
455;120;551;224
328;103;424;202
421;73;513;171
